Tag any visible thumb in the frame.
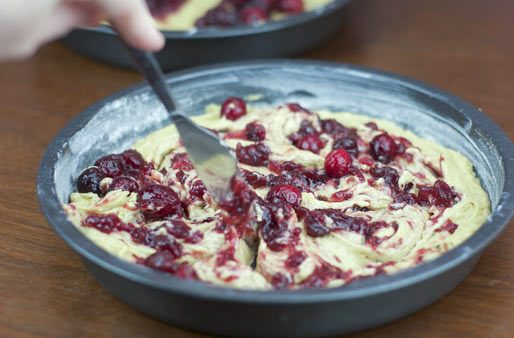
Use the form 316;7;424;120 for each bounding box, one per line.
93;0;165;52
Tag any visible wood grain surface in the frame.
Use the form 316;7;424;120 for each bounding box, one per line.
0;0;513;337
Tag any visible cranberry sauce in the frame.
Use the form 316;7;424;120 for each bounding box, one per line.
435;219;459;234
300;208;398;247
84;214;201;278
369;164;458;209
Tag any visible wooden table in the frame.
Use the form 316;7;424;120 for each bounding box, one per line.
1;0;513;337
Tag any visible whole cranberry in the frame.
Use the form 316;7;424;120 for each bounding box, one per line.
121;150;145;171
244;121;266;141
266;185;302;207
221;97;247;120
77;167;105;194
369;133;397;163
108;176;139;193
241;6;267;24
324;149;352;178
95;154;124;178
296;134;324;154
137;184;184;220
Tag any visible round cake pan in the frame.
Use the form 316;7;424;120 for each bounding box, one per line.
37;60;514;338
60;0;352;71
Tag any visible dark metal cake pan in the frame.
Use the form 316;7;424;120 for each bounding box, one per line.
37;60;514;337
61;0;351;71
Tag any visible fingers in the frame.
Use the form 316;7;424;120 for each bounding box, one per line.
0;1;102;61
38;2;103;45
93;0;164;52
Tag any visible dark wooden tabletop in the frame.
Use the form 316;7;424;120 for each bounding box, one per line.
1;0;513;337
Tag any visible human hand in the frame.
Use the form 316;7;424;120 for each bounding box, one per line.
0;0;164;61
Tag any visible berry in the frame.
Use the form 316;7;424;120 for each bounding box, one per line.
433;180;455;207
266;185;302;207
121;150;145;171
241;169;269;188
195;5;239;27
171;153;194;171
365;122;378;130
145;251;183;274
189;180;207;200
271;273;291;289
150;234;183;257
394;192;416;205
167;220;191;239
333;137;358;155
286;251;307;268
236;142;270;166
77;167;105;194
137;184;184;220
298;120;319;136
369;166;400;193
84;213;125;234
305;211;330;237
285;103;312;114
95;154;124;178
324;149;352;178
277;0;303;13
221;97;247;120
244;121;266;141
258;203;288;251
319;119;355;138
108;176;139;193
241;6;267;24
415;180;456;208
216;247;236;266
147;0;186;19
435;220;459;234
296;134;324;153
369;133;397;163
